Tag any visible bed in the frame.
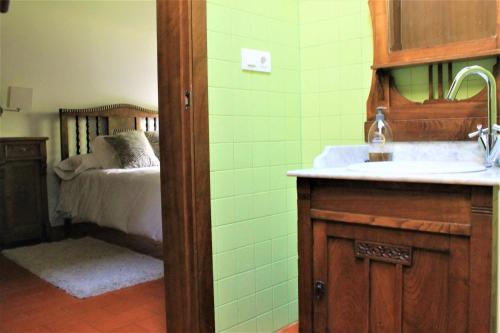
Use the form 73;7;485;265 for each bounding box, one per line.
56;104;163;257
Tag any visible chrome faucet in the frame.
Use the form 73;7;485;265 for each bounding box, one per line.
446;65;500;167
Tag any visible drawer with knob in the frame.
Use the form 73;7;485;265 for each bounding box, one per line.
3;142;41;160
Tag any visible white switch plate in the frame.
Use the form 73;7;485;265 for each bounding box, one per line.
241;48;271;73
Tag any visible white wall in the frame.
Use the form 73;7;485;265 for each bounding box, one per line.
0;0;158;223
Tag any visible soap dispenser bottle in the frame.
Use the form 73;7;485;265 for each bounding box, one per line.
367;107;393;162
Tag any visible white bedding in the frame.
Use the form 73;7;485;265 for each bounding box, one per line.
56;167;162;242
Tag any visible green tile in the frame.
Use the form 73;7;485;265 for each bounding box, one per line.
256;312;274;332
253;192;270;217
218;276;239;304
272;236;288;262
273;282;289;307
268;190;287;215
236;318;257;333
269;166;287;190
256;264;273;291
210;116;234;143
273;304;290;331
253;217;272;243
252;167;269;193
256;288;273;314
215;250;238;279
285;142;301;165
268;142;286;166
237;270;256;297
272;259;288;285
288;277;298;302
238;295;257;323
285;94;301;117
210;143;234;171
288;301;299;322
208;31;236;62
302;117;321;141
255;240;272;267
287;233;297;257
209;88;235;116
233;195;253;221
236;245;255;273
234;169;254;195
212;170;235;198
268;118;286;141
301;93;320;117
216;221;254;252
285;117;301;141
207;3;232;33
233;117;253;142
252;117;270;142
234;143;253;169
208;59;237;88
231;9;254;38
218;301;239;331
211;198;235;226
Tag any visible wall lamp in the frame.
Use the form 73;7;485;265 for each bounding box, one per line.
0;87;32;117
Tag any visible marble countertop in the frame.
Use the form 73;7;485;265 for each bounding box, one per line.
288;142;500;186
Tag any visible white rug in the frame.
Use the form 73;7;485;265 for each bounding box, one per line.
2;237;164;298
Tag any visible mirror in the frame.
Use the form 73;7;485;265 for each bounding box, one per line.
388;0;496;52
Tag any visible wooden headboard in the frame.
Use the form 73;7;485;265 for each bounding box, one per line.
59;103;158;160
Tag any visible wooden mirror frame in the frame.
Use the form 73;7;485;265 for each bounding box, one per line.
366;0;500;141
371;0;500;69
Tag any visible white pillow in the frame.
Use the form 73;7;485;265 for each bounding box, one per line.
54;153;100;180
90;135;122;169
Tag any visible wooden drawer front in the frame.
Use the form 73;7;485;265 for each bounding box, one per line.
310;179;474;225
4;142;41;160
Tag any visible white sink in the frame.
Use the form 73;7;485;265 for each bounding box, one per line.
347;161;486;174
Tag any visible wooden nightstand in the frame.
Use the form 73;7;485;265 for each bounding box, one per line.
0;137;49;247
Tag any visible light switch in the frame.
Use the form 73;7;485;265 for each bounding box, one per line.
241;48;271;73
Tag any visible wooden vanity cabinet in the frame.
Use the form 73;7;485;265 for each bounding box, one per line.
297;178;493;333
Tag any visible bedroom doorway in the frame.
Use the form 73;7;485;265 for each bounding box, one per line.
0;1;214;332
0;0;172;333
0;1;216;332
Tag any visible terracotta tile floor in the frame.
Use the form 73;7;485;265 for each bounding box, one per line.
277;323;298;333
1;254;299;333
0;255;166;333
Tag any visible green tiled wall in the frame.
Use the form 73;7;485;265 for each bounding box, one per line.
207;0;300;332
208;1;497;332
299;0;372;167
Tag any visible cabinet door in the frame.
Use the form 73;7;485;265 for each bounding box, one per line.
3;161;43;242
312;221;469;333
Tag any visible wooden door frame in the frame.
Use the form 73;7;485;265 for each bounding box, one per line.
157;0;215;332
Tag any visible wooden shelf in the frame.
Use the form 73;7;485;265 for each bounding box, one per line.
372;49;500;70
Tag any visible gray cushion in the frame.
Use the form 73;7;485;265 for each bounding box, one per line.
104;131;159;168
144;131;160;159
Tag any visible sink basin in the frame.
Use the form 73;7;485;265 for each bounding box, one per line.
347;161;486;174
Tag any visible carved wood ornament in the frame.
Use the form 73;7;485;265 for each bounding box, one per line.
355;240;412;266
366;0;500;142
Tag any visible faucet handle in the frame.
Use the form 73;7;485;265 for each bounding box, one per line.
468;124;485;138
493;124;500;134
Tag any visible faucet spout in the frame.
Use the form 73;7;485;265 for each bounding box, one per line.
447;65;498;167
